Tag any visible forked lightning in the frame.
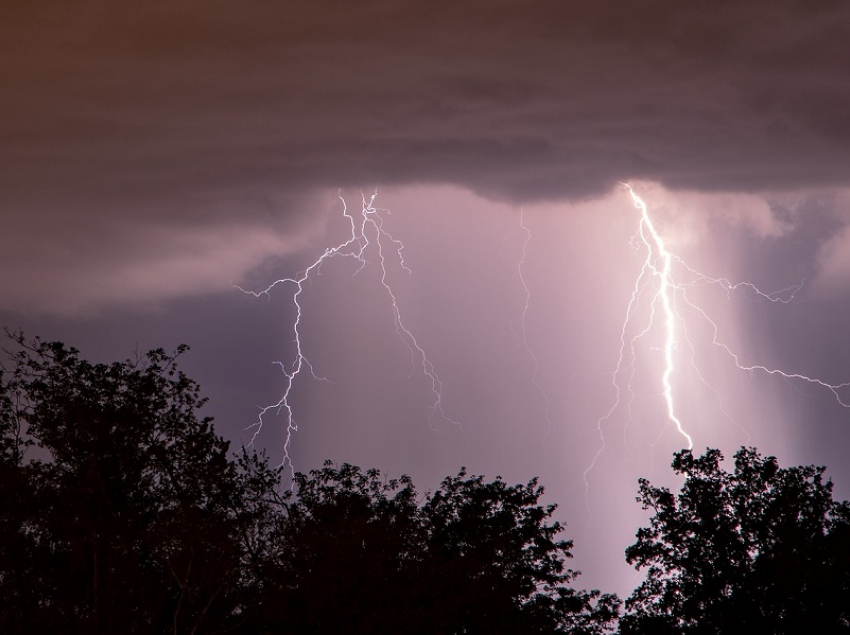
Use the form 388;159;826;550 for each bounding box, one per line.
239;192;456;472
587;184;850;488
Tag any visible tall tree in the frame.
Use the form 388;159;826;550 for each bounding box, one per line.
621;447;850;635
0;333;275;633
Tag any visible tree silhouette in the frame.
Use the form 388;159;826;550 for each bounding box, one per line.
0;333;276;633
0;333;619;633
255;462;620;634
621;447;850;635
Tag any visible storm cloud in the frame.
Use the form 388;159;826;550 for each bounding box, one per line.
4;0;850;312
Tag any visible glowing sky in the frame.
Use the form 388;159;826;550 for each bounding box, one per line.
4;0;850;595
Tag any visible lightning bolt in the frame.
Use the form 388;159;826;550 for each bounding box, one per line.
626;184;693;448
238;191;457;472
513;209;555;441
587;183;850;492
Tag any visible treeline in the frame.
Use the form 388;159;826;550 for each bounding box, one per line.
1;335;849;634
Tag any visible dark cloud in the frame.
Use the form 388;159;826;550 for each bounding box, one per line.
4;1;850;312
5;0;850;203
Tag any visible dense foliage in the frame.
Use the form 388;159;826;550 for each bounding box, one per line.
0;334;617;634
4;334;850;633
0;334;273;632
248;461;620;634
621;447;850;634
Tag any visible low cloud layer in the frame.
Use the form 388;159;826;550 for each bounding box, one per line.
4;0;850;313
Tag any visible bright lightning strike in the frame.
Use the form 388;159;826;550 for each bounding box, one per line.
626;184;693;449
588;183;850;486
238;192;457;472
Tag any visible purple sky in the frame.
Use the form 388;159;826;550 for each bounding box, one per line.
4;0;850;596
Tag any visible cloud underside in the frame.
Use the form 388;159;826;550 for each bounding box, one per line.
5;1;850;201
3;0;850;312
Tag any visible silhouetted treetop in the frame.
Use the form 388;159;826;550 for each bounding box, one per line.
622;446;850;635
0;333;619;634
256;461;620;634
15;332;849;634
0;332;271;633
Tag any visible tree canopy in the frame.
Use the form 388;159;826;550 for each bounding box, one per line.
621;446;850;635
5;333;850;633
0;333;271;633
254;461;619;634
0;333;617;634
